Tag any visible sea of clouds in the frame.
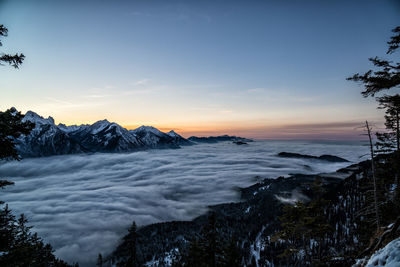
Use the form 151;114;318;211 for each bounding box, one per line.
0;140;368;266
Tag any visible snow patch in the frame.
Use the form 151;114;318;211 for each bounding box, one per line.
353;237;400;267
275;190;310;205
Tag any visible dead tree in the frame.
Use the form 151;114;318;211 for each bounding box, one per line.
366;121;380;230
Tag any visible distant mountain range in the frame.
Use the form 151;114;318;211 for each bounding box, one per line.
16;110;190;157
16;110;252;157
187;135;253;143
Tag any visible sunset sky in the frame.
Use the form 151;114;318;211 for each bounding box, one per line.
1;0;399;139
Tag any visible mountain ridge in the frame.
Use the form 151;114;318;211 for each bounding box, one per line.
16;110;191;157
188;135;253;143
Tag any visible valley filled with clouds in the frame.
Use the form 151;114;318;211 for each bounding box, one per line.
0;141;367;265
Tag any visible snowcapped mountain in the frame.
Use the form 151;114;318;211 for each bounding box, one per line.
18;111;83;157
57;123;88;133
23;110;56;126
16;110;192;157
167;130;193;146
130;126;180;148
69;120;143;153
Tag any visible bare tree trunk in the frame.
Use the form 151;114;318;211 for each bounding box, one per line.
395;173;399;200
366;121;380;230
396;109;399;151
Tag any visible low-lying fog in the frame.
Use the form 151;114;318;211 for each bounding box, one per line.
0;140;368;266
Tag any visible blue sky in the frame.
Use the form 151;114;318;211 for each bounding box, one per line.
1;0;399;139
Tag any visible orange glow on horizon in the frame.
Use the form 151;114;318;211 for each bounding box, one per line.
22;110;374;141
123;121;371;140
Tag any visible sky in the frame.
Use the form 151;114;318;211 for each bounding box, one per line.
1;0;399;139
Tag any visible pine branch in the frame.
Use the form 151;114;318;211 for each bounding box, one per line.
0;53;25;68
388;26;400;54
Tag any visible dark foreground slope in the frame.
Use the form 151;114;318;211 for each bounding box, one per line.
108;153;400;266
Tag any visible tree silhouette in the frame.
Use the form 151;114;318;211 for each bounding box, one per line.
97;253;103;267
0;107;33;204
0;25;25;68
0;110;71;266
117;221;139;267
347;26;400;97
0;107;34;160
376;95;400;152
348;26;400;181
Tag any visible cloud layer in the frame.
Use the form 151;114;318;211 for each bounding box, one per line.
0;141;368;266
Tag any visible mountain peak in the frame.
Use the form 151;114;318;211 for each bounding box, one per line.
90;119;112;134
136;125;156;130
23;111;55;125
93;119;110;124
9;107;18;115
167;130;179;137
132;125;164;135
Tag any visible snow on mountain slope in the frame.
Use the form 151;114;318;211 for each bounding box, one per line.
89;119;112;135
18;111;82;157
58;123;88;133
15;110;190;157
70;120;143;152
167;130;179;138
130;126;179;148
22;111;55;126
167;130;193;146
132;125;165;136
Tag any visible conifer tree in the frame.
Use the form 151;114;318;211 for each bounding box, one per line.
0;210;72;266
185;239;205;267
273;179;332;265
376;94;400;152
97;253;103;267
178;212;228;267
348;26;400;154
273;201;308;264
201;213;218;267
0;108;34;204
118;221;139;267
347;26;400;97
0;25;24;68
0;204;15;252
222;236;241;267
0;107;34;160
306;179;332;264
